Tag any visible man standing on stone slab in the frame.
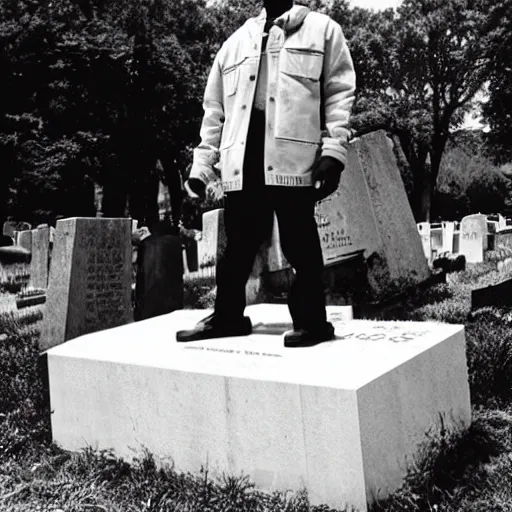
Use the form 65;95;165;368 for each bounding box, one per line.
176;0;356;347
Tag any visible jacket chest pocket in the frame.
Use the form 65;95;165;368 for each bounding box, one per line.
223;60;244;97
280;48;323;81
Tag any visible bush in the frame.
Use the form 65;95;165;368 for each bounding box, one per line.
465;309;512;408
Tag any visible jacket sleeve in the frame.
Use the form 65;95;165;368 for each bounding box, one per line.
321;19;356;166
189;51;225;185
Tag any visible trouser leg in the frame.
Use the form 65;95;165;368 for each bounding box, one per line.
214;109;271;321
271;187;327;330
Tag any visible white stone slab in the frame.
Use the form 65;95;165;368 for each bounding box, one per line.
46;304;470;512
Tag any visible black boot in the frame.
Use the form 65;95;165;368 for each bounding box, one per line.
284;321;335;348
176;313;252;342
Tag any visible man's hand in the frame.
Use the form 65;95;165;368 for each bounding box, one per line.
185;178;206;200
311;156;344;201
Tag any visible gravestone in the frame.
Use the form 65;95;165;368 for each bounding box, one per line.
269;130;430;298
198;209;226;269
134;234;183;321
441;222;455;254
459;214;487;263
17;230;33;253
417;223;431;260
30;226;50;289
46;304;470;512
430;223;443;259
40;217;133;351
3;220;31;238
498;214;507;231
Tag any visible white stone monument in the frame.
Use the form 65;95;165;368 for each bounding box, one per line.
417;222;431;260
45;304;471;512
441;222;456;254
459;214;487;263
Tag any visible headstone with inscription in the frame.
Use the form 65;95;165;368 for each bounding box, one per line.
40;217;133;351
30;226;50;289
197;209;226;269
459;214;487;263
46;303;470;512
268;130;429;297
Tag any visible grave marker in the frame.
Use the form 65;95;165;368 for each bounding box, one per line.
40;217;133;350
459;214;487;263
46;304;471;512
441;222;456;254
268;131;430;297
17;230;33;253
417;223;431;260
30;226;50;289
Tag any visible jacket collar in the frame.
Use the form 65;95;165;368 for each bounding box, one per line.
249;5;310;37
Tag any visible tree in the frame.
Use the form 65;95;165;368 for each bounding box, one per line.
331;0;509;221
482;0;512;163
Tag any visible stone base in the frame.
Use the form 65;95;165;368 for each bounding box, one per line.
46;304;470;511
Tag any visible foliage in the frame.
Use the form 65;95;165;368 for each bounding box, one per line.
436;134;511;220
331;0;510;221
481;0;512;163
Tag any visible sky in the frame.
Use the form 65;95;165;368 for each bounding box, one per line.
348;0;402;10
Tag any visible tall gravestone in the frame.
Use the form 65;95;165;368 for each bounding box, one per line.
30;226;50;289
40;217;133;351
268;130;430;298
459;214;487;263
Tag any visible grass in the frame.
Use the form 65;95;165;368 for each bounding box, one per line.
3;261;512;510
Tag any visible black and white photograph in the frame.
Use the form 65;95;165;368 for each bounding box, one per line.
1;0;511;510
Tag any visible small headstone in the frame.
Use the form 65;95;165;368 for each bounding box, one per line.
17;230;33;253
459;214;487;263
498;214;507;231
441;222;455;254
198;209;226;268
30;226;50;289
40;217;133;351
134;234;183;321
417;223;431;260
430;223;442;259
3;220;31;238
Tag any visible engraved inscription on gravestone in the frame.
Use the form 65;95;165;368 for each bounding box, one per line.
78;221;129;330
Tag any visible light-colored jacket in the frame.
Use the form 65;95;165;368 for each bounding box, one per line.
190;5;356;191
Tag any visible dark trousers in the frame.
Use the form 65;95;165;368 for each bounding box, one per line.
214;110;327;330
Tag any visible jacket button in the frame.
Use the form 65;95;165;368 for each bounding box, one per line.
242;105;247;110
250;75;256;81
268;165;274;171
220;116;225;123
234;169;240;176
269;97;275;102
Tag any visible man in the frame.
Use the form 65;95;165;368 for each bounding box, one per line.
177;0;356;347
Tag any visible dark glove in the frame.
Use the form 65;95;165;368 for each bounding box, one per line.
311;156;344;201
185;178;206;201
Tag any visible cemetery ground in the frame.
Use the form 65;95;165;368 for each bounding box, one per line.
2;266;512;511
